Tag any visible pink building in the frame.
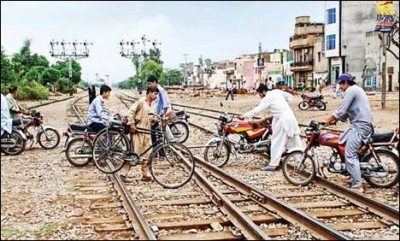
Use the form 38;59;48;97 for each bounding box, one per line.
243;61;256;90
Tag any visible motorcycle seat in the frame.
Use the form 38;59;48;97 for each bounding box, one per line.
69;124;95;133
371;132;397;143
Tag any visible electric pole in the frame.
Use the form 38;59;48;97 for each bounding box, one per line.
49;39;92;96
184;53;188;87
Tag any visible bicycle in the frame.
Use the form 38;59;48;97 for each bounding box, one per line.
91;115;195;189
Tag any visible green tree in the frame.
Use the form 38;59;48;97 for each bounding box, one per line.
41;67;60;86
1;46;15;85
51;59;82;84
205;58;212;66
159;69;183;86
139;59;163;84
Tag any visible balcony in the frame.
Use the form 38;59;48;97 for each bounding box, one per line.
289;35;315;49
295;25;324;36
290;60;313;72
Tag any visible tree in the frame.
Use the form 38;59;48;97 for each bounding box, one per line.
51;59;82;84
41;67;60;86
1;46;15;85
198;56;204;67
205;58;212;66
149;46;163;65
159;69;183;86
139;59;163;84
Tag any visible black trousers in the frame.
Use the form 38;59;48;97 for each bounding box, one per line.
89;122;106;133
226;90;234;100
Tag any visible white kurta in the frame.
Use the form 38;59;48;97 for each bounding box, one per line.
243;89;302;167
1;93;12;136
243;89;300;137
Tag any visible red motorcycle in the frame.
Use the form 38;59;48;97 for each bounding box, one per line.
203;103;272;167
282;120;399;188
298;93;327;111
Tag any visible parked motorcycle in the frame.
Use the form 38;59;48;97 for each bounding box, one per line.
298;93;327;111
203;102;272;167
21;111;60;149
282;120;399;188
1;120;27;155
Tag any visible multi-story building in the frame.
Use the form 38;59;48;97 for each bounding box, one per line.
313;36;329;87
282;50;295;88
324;1;399;91
289;16;325;88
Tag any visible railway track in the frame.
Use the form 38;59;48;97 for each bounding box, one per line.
118;91;399;239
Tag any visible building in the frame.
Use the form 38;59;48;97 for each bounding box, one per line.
282;50;295;88
324;1;399;91
289;16;325;89
313;36;329;87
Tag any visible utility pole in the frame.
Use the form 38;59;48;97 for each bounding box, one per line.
257;42;264;84
184;53;188;87
381;32;387;109
50;39;92;96
105;74;109;86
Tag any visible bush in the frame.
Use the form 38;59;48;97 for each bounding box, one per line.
18;82;49;100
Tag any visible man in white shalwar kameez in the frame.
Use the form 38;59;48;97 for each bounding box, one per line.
238;84;303;171
1;92;13;137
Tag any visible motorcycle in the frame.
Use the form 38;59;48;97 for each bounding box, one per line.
298;93;327;111
203;102;272;167
62;122;98;167
21;111;60;149
1;120;27;155
282;120;399;188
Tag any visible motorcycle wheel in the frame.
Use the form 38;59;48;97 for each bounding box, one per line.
317;102;327;111
204;140;230;168
38;128;60;149
363;149;399;188
298;101;310;110
169;120;189;143
65;137;93;167
282;150;316;186
1;131;26;155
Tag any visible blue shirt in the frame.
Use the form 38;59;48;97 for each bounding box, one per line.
1;93;12;136
155;85;171;116
87;95;112;125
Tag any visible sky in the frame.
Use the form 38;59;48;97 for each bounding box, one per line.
1;1;325;84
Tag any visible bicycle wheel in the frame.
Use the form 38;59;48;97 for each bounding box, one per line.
38;128;60;149
149;142;195;189
65;137;93;167
282;150;316;186
169;120;189;143
92;129;130;174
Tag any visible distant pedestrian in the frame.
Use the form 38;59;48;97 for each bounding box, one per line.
225;79;234;101
267;77;273;90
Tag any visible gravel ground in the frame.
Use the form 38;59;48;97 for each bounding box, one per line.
1;88;398;240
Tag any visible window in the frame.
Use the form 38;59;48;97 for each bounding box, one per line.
318;52;321;62
327;8;336;24
326;35;336;50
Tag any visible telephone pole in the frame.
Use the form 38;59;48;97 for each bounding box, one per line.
50;39;92;96
184;53;188;87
